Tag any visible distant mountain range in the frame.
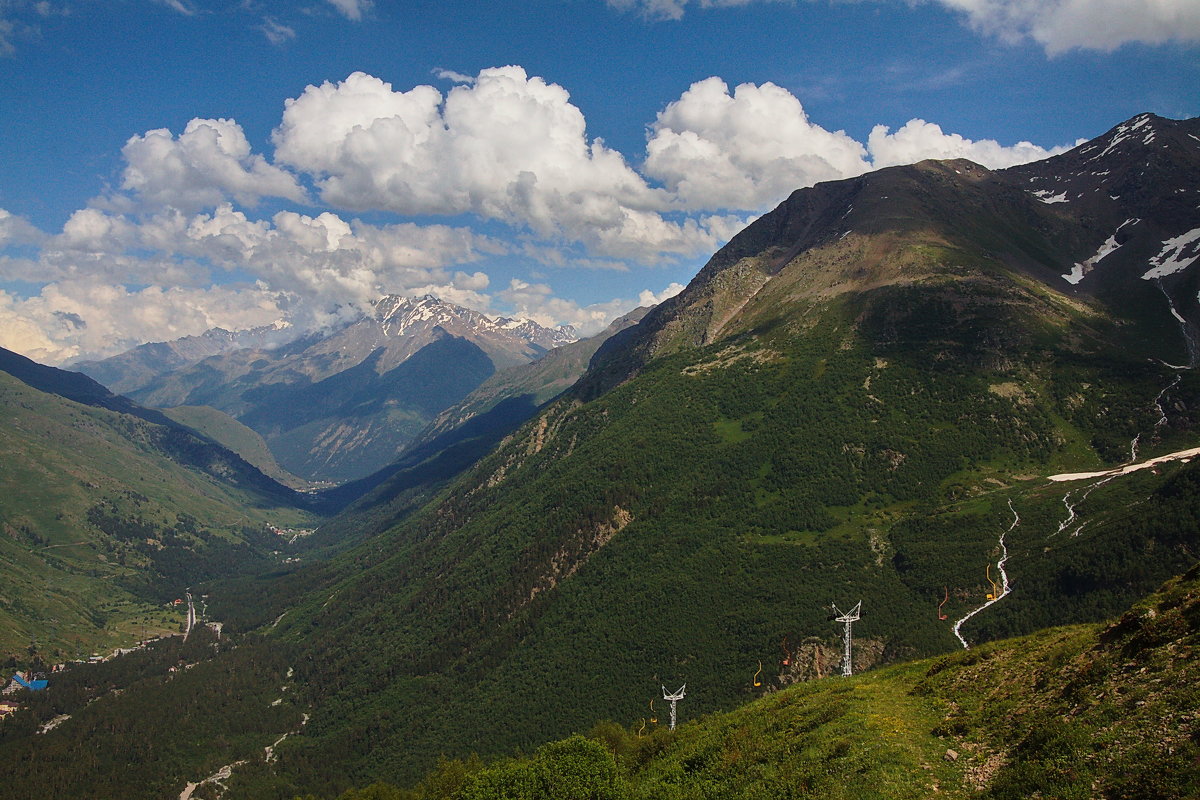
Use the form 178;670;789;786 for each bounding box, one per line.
311;305;651;545
70;320;300;397
77;295;579;482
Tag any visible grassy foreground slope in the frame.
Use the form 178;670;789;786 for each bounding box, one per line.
313;562;1200;800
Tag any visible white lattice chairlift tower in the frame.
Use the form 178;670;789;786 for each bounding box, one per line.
662;684;686;731
831;601;862;677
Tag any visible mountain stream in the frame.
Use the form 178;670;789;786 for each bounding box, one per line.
951;500;1017;648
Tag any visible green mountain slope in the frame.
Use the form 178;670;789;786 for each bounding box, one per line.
309;561;1200;800
163;404;311;490
0;355;312;658
264;312;1198;789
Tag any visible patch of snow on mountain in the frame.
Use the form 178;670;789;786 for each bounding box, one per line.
1064;219;1138;285
1093;115;1153;161
1143;227;1200;280
1032;189;1069;204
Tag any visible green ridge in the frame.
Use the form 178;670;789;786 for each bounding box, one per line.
164;404;311;490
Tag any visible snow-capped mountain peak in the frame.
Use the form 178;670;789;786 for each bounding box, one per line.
373;294;577;350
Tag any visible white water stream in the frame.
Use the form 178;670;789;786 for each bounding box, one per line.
1131;374;1182;463
951;500;1017;648
953;282;1195;647
946;380;1193;650
1155;278;1199;368
1052;476;1117;538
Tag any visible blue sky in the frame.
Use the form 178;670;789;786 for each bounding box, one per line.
0;0;1197;363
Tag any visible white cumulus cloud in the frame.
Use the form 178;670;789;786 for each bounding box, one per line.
272;68;716;261
0;208;44;246
0;290;65;364
122;118;307;213
638;281;685;306
165;205;500;307
0;282;290;364
4;203;502;328
867;119;1074;169
645;77;871;210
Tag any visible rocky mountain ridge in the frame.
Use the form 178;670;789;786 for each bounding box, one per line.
582;113;1200;396
375;294;577;357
